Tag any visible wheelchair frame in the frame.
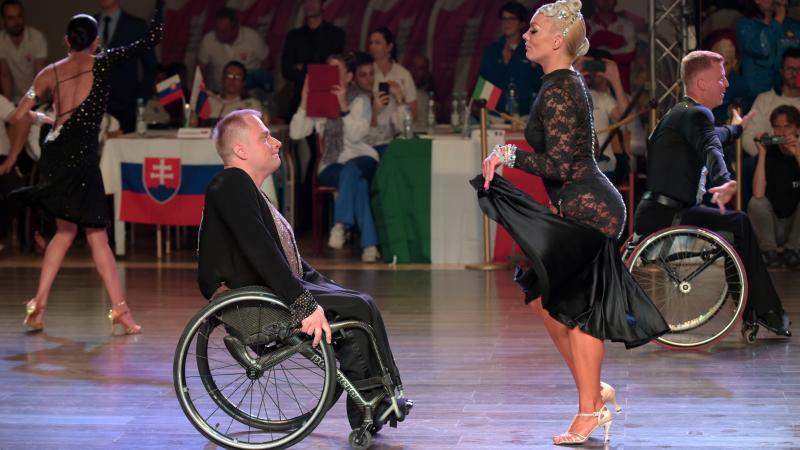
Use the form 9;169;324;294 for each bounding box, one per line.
622;225;749;350
173;287;410;450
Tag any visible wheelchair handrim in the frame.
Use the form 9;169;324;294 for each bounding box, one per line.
173;291;337;450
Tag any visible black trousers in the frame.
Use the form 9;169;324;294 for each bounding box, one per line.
301;267;401;389
0;155;30;240
634;199;785;320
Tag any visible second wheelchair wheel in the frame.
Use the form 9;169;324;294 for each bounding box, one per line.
625;226;748;350
174;288;337;449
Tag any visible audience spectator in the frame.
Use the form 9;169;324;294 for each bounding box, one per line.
0;0;46;102
96;0;158;133
743;48;800;156
705;31;752;125
281;0;345;119
478;1;543;117
586;0;636;92
749;104;800;268
410;54;436;129
207;61;261;122
736;0;800;97
369;27;417;121
197;7;269;95
289;52;381;262
578;50;629;183
0;92;25;252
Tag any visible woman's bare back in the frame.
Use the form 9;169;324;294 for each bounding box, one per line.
41;53;95;128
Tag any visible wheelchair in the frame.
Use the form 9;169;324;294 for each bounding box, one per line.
173;287;412;449
621;225;751;349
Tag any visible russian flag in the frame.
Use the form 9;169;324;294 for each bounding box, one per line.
156;74;184;107
190;66;211;120
120;157;221;225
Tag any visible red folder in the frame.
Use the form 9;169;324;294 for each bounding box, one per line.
307;64;340;118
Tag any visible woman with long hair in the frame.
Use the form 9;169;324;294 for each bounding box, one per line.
479;0;668;444
16;1;163;334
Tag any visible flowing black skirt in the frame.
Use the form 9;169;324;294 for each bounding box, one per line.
472;174;669;349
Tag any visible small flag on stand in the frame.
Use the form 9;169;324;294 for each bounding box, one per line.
189;66;211;121
156;74;184;107
472;77;502;111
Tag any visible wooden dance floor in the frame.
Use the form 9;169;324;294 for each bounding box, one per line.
0;256;798;449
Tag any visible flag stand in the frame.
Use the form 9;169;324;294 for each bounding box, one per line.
467;99;509;271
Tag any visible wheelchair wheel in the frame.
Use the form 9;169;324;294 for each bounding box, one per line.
174;287;337;449
625;226;748;349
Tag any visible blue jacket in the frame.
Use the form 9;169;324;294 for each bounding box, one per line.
478;37;543;116
737;16;800;96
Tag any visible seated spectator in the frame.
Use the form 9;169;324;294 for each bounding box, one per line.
410;54;436;129
369;27;417;121
478;1;543;117
578;51;629;183
736;0;800;97
0;92;25;252
749;104;800;268
198;7;269;95
743;48;800;156
207;61;261;122
586;0;636;92
289;52;381;262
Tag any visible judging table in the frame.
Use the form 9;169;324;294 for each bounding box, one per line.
372;130;505;265
372;130;550;265
99;127;290;256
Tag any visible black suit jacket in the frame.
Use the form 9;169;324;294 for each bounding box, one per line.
646;97;739;206
198;168;306;304
95;9;158;131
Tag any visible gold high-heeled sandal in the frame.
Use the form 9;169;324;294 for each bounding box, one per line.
600;381;622;413
23;299;45;331
553;405;613;445
109;301;142;335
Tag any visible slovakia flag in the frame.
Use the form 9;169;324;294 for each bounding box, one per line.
156;74;184;107
120;157;221;225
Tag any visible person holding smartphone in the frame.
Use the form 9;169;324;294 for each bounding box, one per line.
749;104;800;267
367;27;414;153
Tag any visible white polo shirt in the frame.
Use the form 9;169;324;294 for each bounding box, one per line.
0;26;47;102
0;94;16;156
207;95;262;119
197;26;268;93
373;61;417;105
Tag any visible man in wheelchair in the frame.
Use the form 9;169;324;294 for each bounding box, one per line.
197;109;412;433
633;50;791;337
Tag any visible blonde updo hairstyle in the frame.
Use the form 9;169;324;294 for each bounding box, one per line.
537;0;590;61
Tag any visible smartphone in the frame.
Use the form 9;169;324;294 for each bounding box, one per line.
378;82;390;95
583;59;606;73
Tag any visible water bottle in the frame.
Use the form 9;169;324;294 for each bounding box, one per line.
450;98;461;131
461;92;471;138
136;98;147;136
403;109;413;139
506;79;519;117
426;94;436;133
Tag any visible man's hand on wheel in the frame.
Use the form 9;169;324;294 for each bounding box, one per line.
300;306;332;347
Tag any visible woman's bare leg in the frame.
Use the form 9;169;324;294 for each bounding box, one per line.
84;227;125;306
529;298;577;382
31;218;78;308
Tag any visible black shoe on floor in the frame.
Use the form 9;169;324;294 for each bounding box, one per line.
756;310;792;337
762;250;781;267
783;249;800;268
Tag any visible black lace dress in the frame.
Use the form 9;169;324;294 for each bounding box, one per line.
16;8;162;228
472;69;668;348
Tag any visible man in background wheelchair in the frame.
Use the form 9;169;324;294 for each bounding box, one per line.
633;50;791;337
197;109;412;436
